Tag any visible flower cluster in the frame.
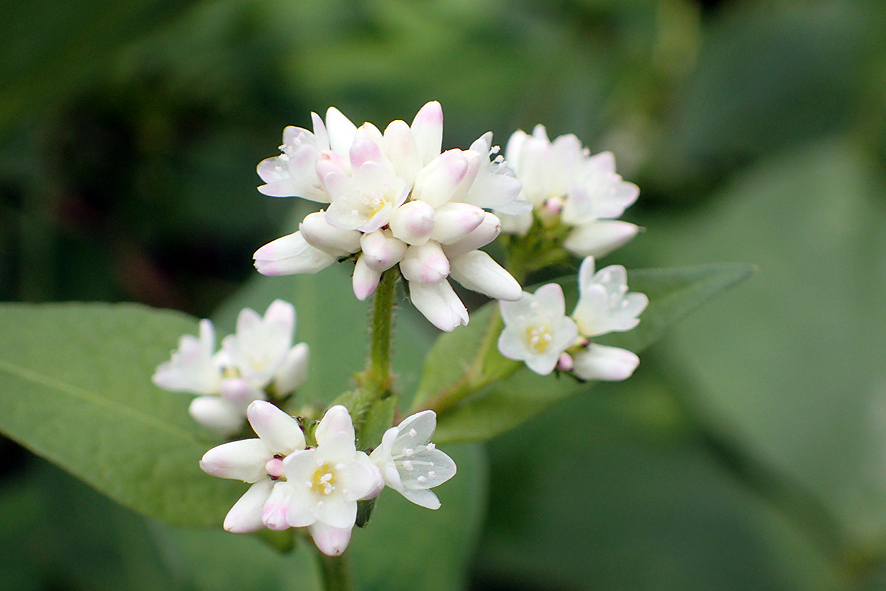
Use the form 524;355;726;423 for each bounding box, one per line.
152;300;308;435
498;257;648;381
500;125;640;259
200;402;455;556
252;101;529;331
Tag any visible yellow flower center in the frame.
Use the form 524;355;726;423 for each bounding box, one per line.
310;463;336;496
526;323;553;353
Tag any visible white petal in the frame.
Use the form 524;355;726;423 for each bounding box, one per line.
273;342;310;395
383;119;422;185
254;232;337;276
399;488;441;510
262;481;293;531
315;405;356;444
572;344;640;381
410;101;443;165
441;212;501;258
448;250;522;301
429;203;485;245
359;229;407;271
224;479;275;533
188;396;243;435
299;211;362;256
411;150;470;209
336;453;384;501
400;241;450;285
219;377;265;411
309;522;353;557
325;107;358;156
563;220;639;258
352;255;382;300
315;494;357;530
247;400;306;455
392;410;437;447
408;280;468;332
200;439;272;482
389;200;436;246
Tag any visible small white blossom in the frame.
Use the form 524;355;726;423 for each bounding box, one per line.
502;125;640;258
253;102;524;332
153;301;309;435
370;410;456;510
280;405;383;556
572;257;648;337
199;401;306;533
498;284;579;375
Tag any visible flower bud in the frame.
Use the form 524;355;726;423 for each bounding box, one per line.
430;203;485;244
253;232;337;276
300;211;362;256
360;229;407;271
390;200;436;245
188;396;243;436
441;212;501;258
448;250;522;301
352;255;382;300
572;344;639;381
400;241;450;285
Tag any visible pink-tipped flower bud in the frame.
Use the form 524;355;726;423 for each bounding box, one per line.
360;229;407;271
400;241;450;285
430;203;485;244
441;212;501;258
389;200;436;245
352;255;382;301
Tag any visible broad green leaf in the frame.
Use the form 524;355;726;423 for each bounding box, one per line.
418;263;753;444
0;302;241;527
634;138;886;555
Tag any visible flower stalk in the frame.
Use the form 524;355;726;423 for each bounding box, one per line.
317;550;352;591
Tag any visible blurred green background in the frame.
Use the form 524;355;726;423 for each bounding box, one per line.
2;0;886;589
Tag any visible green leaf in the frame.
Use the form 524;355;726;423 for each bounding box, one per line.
635;139;886;555
425;263;753;444
0;302;242;527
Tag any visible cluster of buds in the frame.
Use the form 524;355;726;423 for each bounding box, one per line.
252;101;530;331
498;257;648;381
500;125;640;259
152;300;308;435
200;402;455;556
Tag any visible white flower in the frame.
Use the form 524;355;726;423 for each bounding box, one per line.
221;300;308;395
498;284;579;375
502;125;640;258
571;257;648;337
281;405;383;556
253;102;524;332
370;411;456;510
199;401;306;533
152;319;222;395
153;301;309;435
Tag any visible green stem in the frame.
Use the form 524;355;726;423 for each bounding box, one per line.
366;268;397;397
317;552;352;591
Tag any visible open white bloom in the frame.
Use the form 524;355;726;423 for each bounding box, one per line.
572;257;648;337
254;102;525;332
153;301;309;435
199;401;306;533
370;410;456;510
498;284;579;375
502;125;640;258
281;405;383;556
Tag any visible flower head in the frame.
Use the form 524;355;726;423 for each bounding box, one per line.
498;284;579;375
370;410;456;510
501;125;640;259
572;257;649;337
253;102;524;332
153;301;309;435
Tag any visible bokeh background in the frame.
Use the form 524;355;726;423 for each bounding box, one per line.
2;0;886;589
